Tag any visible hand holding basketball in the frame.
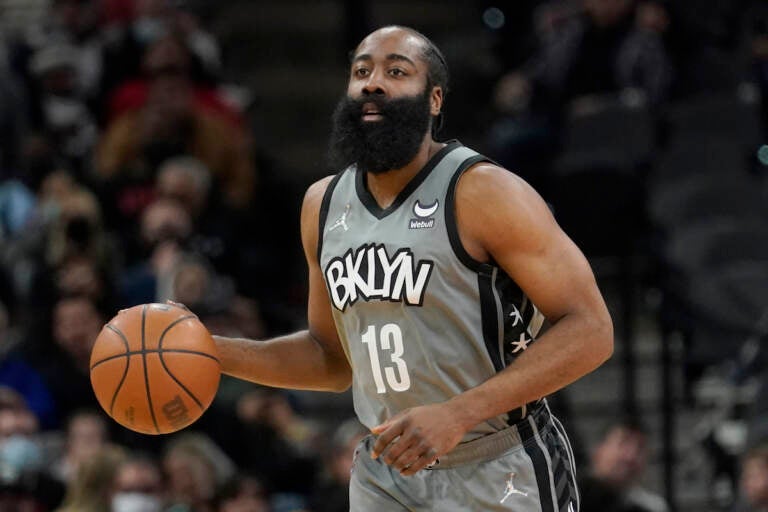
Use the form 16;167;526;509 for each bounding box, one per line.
90;303;221;434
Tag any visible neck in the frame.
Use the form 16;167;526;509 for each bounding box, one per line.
365;136;444;209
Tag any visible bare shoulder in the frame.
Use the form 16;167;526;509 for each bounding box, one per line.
455;162;553;227
302;175;336;214
300;175;337;261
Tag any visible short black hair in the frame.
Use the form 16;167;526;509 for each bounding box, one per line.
395;26;449;96
351;25;450;95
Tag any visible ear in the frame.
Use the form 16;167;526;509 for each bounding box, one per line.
430;86;443;117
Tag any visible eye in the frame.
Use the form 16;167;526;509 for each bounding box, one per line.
353;67;370;78
388;68;406;77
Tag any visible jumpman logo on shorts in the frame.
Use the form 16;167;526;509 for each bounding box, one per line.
500;472;528;503
328;204;351;232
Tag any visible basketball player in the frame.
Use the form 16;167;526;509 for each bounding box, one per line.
210;26;613;511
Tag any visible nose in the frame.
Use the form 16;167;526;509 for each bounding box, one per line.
361;69;386;96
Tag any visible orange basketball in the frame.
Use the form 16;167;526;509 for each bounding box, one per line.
90;303;221;434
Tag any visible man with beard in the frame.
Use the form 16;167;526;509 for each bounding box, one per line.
205;26;613;511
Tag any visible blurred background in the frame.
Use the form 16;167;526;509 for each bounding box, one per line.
0;0;766;510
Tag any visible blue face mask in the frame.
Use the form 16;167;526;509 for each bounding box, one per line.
0;435;42;472
133;18;167;45
111;492;163;512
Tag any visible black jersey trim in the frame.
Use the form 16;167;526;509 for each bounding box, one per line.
355;140;462;219
317;171;346;263
445;154;494;272
478;268;504;373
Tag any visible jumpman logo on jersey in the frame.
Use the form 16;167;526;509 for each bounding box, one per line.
511;333;531;353
508;306;522;326
328;204;351;232
500;472;528;503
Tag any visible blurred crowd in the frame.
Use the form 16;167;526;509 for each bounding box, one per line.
479;1;768;510
0;0;346;510
0;0;766;510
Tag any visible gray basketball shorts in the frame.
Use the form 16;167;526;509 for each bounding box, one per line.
349;401;579;511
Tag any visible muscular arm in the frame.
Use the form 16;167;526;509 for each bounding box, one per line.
213;177;353;392
448;163;614;428
372;164;613;473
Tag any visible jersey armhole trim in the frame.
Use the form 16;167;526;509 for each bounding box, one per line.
445;154;495;273
316;171;346;263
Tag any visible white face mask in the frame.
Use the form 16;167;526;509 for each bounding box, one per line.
111;492;162;512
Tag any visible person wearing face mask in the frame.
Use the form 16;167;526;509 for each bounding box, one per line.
118;197;194;307
100;0;222;108
29;43;99;165
110;454;166;512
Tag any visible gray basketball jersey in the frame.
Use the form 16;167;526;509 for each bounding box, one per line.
318;141;545;441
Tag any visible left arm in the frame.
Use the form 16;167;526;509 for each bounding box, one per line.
446;163;614;424
372;163;613;474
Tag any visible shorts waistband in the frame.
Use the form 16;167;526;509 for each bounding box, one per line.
428;400;552;469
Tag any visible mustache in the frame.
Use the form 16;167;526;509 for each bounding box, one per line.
340;93;426;119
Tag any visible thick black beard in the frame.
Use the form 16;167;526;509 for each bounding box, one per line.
328;87;432;174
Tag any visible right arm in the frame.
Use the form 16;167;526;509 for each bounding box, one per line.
212;176;352;392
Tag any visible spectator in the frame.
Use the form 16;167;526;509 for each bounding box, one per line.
110;453;166;512
0;298;56;429
524;0;673;107
0;177;36;244
118;197;193;306
487;0;673;184
107;33;242;128
225;388;319;497
36;296;105;425
28;42;99;170
0;388;65;510
51;410;109;485
94;52;256;218
101;0;222;96
55;444;126;512
154;156;246;277
155;156;213;219
43;179;110;268
733;443;768;511
18;173;119;292
170;256;235;318
16;173;119;338
41;0;106;102
214;473;270;512
162;432;235;512
580;418;669;512
0;387;40;440
54;255;114;305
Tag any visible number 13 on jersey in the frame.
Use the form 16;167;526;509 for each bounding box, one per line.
361;323;411;393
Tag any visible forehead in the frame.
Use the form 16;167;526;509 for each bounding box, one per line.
353;28;426;65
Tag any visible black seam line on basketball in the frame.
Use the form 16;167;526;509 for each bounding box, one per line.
89;349;220;370
156;314;198;348
141;305;160;433
105;324;131;416
158;353;204;410
157;314;206;410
